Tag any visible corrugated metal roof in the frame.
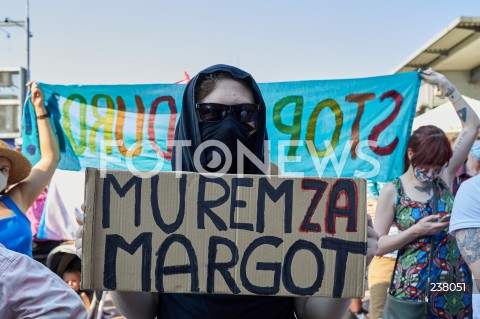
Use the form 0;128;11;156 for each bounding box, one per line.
392;17;480;73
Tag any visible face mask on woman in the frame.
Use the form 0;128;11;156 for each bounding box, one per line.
0;173;7;193
199;114;256;173
413;166;441;183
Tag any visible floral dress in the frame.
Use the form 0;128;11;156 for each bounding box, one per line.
391;178;472;319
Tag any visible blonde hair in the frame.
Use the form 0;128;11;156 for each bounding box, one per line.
195;72;235;102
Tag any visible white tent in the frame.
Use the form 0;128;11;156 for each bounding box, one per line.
412;96;480;133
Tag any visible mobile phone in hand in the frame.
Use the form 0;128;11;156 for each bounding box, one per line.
437;214;451;222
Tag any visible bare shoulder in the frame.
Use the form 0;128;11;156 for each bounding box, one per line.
374;182;397;227
2;187;25;213
378;181;396;198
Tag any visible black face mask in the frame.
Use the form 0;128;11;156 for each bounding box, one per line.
199;114;257;174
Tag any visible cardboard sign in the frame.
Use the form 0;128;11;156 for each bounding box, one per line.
82;168;367;298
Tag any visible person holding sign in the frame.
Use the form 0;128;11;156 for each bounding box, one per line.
375;69;480;318
77;64;378;319
0;82;60;256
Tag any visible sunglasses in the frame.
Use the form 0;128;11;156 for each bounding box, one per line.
196;103;259;123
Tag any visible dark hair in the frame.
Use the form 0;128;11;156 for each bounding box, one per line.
405;125;452;171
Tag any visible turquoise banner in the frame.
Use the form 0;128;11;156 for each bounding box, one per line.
22;72;421;182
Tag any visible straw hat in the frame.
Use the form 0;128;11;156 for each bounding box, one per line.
0;140;32;185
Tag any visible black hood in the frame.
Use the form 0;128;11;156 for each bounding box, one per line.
171;64;267;174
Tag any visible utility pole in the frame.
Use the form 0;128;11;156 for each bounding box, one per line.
26;0;30;81
0;0;31;81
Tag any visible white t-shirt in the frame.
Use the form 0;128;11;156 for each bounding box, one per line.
450;175;480;319
450;174;480;233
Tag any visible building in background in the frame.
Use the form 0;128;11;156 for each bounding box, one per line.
392;16;480;116
0;67;27;146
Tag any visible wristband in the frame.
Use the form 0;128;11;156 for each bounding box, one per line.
36;114;49;120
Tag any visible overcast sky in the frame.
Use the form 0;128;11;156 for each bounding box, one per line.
1;0;480;84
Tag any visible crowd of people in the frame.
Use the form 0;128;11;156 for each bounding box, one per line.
0;82;87;317
1;67;479;319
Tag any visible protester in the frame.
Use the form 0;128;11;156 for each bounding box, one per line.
13;137;60;264
451;140;480;319
450;174;480;291
0;82;60;256
450;168;480;319
0;244;86;318
77;64;378;319
375;69;480;318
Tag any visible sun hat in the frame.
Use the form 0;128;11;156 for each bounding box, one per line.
0;140;32;185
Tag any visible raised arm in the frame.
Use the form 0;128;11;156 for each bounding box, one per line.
9;82;60;211
419;69;480;187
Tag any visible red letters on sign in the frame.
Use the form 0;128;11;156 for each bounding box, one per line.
300;179;358;236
